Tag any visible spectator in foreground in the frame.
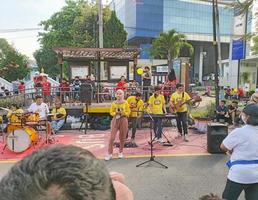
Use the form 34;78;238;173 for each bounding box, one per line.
0;144;133;200
220;103;258;200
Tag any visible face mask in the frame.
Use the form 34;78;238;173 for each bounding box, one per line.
241;114;247;124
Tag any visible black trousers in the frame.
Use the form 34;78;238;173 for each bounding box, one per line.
128;117;138;139
176;112;188;135
223;179;258;200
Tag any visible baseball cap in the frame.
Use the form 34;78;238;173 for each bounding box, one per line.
242;103;258;117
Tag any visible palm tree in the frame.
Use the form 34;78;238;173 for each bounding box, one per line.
230;0;253;14
150;29;194;70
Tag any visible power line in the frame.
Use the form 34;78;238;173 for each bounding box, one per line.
0;28;42;33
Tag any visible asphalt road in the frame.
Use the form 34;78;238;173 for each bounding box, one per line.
0;154;245;200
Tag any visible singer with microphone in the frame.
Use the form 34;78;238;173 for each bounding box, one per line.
105;90;130;161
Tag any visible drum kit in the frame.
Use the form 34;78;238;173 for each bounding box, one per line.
0;107;52;153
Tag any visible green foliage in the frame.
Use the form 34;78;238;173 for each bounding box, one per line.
104;11;127;48
0;38;30;81
251;35;258;55
150;29;194;67
191;102;215;119
34;0;126;78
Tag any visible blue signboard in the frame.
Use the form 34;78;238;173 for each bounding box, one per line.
232;39;245;60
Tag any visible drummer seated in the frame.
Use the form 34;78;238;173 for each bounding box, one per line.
51;101;66;134
28;95;52;135
7;104;24;124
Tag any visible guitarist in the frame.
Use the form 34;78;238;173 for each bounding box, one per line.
170;83;191;142
51;100;66;134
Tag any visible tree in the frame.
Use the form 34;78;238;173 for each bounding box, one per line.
0;38;29;81
104;11;127;48
251;35;258;54
150;29;194;69
34;0;127;77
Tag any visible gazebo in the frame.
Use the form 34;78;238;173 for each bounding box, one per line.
53;47;140;81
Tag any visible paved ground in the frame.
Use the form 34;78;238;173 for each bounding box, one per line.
0;155;245;200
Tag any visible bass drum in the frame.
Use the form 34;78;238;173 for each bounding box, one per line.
6;127;38;153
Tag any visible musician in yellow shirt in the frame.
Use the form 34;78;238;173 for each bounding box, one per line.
105;89;130;161
127;92;144;144
148;86;166;143
51;101;66;134
170;83;191;142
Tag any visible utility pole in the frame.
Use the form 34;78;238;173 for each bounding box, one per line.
97;0;103;103
212;0;219;108
98;0;103;49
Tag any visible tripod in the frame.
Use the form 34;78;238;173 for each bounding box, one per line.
136;112;168;168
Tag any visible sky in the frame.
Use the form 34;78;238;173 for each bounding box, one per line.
0;0;111;59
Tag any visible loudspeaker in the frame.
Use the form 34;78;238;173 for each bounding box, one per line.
207;123;228;154
80;83;92;103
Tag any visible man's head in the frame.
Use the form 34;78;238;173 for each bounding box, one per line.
144;66;150;72
176;83;184;92
43;76;47;82
54;100;62;109
35;95;43;105
0;145;115;200
135;92;142;101
231;101;238;107
154;86;161;96
220;100;226;107
241;103;258;125
75;76;79;80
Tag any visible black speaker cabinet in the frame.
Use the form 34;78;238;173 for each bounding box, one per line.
207;123;228;154
80;83;92;103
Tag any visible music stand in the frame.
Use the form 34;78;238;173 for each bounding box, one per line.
136;111;168;168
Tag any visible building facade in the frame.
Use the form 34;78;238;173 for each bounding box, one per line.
111;0;234;83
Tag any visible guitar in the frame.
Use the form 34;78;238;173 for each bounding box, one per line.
170;96;202;113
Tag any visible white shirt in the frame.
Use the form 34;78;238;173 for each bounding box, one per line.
28;103;49;119
222;125;258;184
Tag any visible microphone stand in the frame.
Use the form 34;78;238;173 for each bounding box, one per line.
136;111;168;169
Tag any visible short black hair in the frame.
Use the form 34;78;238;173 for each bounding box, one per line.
220;100;226;104
0;145;115;200
135;92;142;97
154;86;161;91
35;95;43;99
176;83;183;89
232;101;238;104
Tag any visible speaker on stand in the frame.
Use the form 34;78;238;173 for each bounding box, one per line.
207;123;228;154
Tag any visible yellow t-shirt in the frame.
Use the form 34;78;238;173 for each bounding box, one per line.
127;96;144;117
110;101;130;118
7;108;24;123
148;94;165;114
170;91;191;113
51;107;66;120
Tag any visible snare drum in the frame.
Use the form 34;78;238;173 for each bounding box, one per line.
6;127;38;153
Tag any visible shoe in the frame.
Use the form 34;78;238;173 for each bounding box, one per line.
104;154;112;161
184;135;189;142
175;133;182;139
118;153;124;159
158;138;165;143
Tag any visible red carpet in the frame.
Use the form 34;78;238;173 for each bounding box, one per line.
0;127;208;161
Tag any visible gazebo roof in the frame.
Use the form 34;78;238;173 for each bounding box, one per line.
53;47;140;61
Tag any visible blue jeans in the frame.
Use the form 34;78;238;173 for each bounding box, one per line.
153;117;162;139
51;119;65;132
